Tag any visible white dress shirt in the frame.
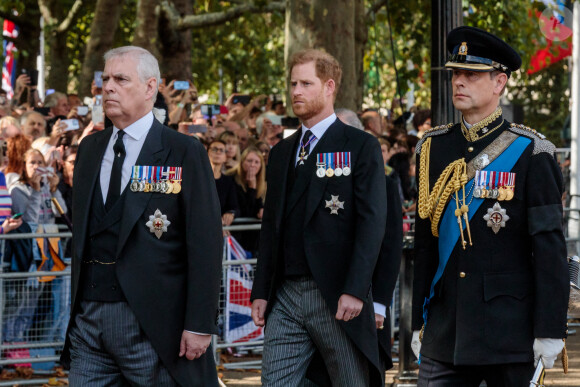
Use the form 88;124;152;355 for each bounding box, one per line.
100;112;153;202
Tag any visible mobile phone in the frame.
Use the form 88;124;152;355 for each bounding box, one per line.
232;95;251;106
281;116;300;128
269;115;282;125
200;104;221;118
77;106;89;116
61;119;80;131
11;213;23;220
187;124;207;134
33;107;51;116
94;71;103;88
174;81;189;90
22;69;39;86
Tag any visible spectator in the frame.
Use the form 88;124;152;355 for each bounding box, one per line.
232;124;250;152
44;92;71;134
218;131;240;170
255;140;270;167
361;110;383;137
207;139;239;226
19;111;47;140
4;134;32;190
411;108;431;138
257;113;282;148
56;145;77;223
44;92;71;118
272;100;286;116
0;116;21;139
68;94;82;109
335;107;364;130
9;148;66;225
227;146;266;255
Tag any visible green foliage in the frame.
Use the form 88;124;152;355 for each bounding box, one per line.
190;3;286;102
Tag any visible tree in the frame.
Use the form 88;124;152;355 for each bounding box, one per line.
37;0;86;92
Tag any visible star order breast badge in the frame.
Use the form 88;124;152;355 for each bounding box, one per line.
483;202;509;234
146;209;171;239
325;195;344;215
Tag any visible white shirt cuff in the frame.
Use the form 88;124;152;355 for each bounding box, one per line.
186;330;210;336
373;302;386;318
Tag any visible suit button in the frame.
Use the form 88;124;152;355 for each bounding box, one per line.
111;285;117;291
467;147;474;152
90;283;96;288
459;272;466;278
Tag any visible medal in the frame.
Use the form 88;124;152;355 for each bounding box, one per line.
325;153;334;177
146;209;171;239
172;167;182;194
316;165;326;178
298;133;316;165
130;166;140;192
497;172;506;201
473;170;481;198
490;171;498;199
325;195;344;215
505;172;515;201
342;152;351;176
334;152;343;177
483;202;510;234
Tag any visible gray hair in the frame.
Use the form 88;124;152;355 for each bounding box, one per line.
20;111;47;129
335;108;363;130
104;46;161;100
43;92;67;108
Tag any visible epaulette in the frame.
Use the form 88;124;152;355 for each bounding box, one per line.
508;123;555;156
415;123;454;154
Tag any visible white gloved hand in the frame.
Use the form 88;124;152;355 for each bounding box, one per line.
533;338;565;369
411;330;422;359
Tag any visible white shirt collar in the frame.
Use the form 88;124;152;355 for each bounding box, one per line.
302;113;337;139
113;111;154;140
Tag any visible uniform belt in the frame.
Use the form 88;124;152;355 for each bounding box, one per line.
83;259;117;265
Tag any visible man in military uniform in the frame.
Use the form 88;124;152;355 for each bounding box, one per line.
411;26;569;386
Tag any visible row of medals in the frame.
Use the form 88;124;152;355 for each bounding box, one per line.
316;164;351;178
473;185;514;201
130;179;182;194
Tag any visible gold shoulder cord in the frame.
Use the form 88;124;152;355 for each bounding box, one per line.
417;137;472;249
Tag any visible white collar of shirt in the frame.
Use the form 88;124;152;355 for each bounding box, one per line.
100;111;154;202
462;117;473;129
296;113;337;164
301;113;337;141
112;111;154;142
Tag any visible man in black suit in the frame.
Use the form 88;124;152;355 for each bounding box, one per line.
412;27;568;386
251;49;388;386
61;46;223;386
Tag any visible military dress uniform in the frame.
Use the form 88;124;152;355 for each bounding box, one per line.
412;27;569;386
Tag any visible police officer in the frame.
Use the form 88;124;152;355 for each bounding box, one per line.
411;26;569;386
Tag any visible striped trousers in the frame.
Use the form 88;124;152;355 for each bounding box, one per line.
68;301;176;386
261;277;369;387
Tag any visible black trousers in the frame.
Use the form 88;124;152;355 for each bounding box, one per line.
418;355;535;387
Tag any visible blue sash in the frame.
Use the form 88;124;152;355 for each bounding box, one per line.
422;136;531;326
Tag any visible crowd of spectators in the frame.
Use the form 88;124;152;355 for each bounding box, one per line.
0;73;429;258
0;73;427;355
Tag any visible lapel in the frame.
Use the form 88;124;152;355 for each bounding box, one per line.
74;127;113;258
272;131;300;231
303;120;349;224
285;119;348;220
116;119;170;257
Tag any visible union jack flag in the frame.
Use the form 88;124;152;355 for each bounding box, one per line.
2;19;18;99
223;236;263;343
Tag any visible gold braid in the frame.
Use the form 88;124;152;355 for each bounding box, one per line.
417;137;468;237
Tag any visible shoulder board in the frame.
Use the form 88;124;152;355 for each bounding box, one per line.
415;123;454;154
508;123;555;156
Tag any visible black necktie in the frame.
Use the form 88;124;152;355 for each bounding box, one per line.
297;129;313;167
106;130;126;210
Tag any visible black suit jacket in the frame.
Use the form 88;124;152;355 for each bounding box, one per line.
251;118;387;386
61;119;223;386
412;121;569;365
